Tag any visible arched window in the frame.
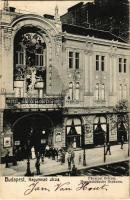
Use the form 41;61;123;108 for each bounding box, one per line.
95;83;99;101
75;82;80;100
124;85;127;99
119;84;123;100
66;118;82;148
101;84;105;101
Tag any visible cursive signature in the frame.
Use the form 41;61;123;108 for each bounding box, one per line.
54;182;72;191
24;180;109;195
24;182;50;196
76;180;109;191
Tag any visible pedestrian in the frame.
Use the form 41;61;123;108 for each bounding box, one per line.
71;151;75;164
5;151;10;168
105;142;111;155
121;136;124;149
67;153;72;170
71;164;78;176
52;147;55;160
31;146;35;159
45;144;50;158
41;155;44;163
35;159;40;175
78;153;82;165
55;148;59;162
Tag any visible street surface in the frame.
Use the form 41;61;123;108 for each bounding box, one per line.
1;144;129;176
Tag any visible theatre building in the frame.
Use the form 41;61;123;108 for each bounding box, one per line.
0;4;129;160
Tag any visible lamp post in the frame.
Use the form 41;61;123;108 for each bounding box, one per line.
83;148;86;166
104;133;106;163
25;139;32;176
83;130;86;166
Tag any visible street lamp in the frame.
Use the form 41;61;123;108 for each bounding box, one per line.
104;133;106;162
25;139;32;176
83;148;86;166
83;130;86;166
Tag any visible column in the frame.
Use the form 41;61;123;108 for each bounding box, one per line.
84;51;90;93
89;52;93;94
0;111;4;163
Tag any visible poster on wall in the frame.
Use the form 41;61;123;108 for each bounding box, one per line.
55;132;62;142
0;0;129;200
3;136;12;148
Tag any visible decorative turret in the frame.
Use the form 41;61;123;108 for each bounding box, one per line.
54;5;60;21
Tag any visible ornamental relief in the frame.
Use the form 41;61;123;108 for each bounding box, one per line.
14;31;47;97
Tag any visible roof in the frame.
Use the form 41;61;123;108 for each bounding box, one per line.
62;23;126;43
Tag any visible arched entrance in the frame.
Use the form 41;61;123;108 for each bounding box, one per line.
12;113;53;160
93;116;108;146
66;118;82;148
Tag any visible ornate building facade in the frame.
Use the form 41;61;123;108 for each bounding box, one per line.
0;4;129;160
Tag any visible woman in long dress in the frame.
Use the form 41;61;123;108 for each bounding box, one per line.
31;146;35;159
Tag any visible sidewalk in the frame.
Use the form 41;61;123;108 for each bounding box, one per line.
1;144;129;176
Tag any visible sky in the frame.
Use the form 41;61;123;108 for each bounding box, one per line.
0;1;93;16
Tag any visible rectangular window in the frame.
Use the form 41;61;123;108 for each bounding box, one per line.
69;52;73;69
124;59;126;73
119;58;122;73
96;55;99;71
75;52;79;69
101;56;105;71
35;54;43;66
16;51;24;65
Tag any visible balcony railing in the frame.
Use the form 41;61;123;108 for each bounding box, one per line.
6;97;64;109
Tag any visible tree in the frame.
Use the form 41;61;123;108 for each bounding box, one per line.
107;100;129;141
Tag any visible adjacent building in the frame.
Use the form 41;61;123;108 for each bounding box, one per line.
0;3;129;160
61;0;129;42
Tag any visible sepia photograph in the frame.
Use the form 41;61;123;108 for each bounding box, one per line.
0;0;130;199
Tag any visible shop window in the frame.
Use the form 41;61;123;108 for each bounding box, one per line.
66;118;82;148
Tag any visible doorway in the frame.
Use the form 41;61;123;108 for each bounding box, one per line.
12;113;53;160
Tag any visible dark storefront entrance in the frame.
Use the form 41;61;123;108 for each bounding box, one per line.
66;118;82;148
93;117;109;146
12;113;53;160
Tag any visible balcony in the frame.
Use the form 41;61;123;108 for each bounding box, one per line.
5;97;64;110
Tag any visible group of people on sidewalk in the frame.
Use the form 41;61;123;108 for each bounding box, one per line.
105;136;125;155
4;136;126;176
